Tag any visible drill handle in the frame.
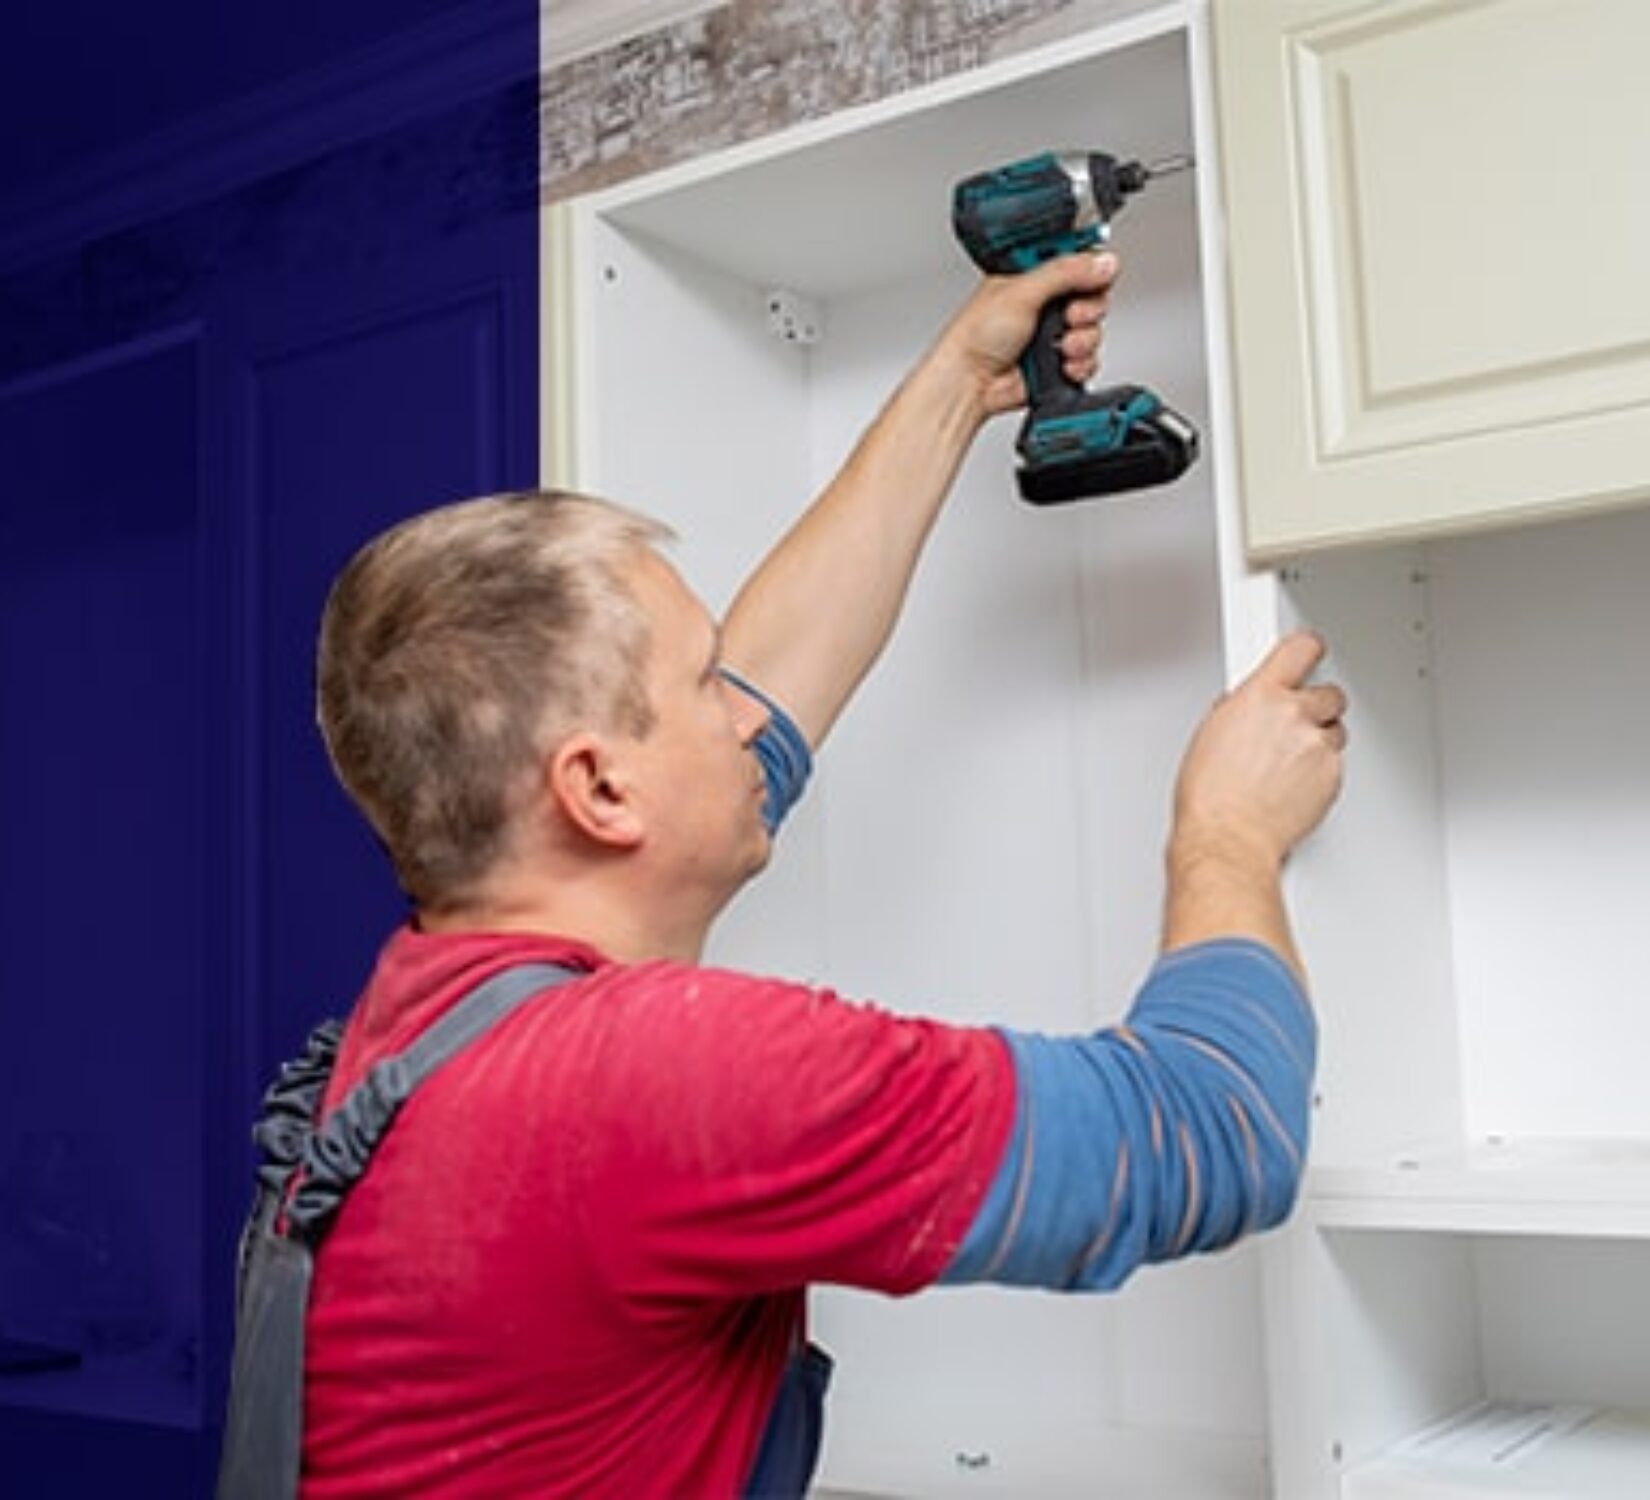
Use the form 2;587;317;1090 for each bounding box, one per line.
1021;296;1083;413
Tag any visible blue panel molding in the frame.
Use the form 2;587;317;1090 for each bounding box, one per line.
0;0;531;274
0;80;538;384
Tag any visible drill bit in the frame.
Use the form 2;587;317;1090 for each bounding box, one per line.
1143;153;1195;180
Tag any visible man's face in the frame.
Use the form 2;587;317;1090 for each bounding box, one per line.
622;552;773;903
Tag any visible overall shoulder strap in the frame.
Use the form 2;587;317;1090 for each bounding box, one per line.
219;961;580;1500
285;961;579;1240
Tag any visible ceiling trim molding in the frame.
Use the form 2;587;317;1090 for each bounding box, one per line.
542;0;726;69
0;0;530;273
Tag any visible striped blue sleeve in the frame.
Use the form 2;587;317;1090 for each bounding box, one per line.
718;667;814;834
941;938;1316;1290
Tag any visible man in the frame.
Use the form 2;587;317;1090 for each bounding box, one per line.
282;251;1346;1497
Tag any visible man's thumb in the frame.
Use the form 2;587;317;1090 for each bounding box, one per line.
1252;631;1327;690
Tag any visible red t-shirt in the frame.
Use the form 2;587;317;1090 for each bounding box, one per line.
300;925;1015;1498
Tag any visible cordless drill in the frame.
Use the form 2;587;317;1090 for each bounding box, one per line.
952;151;1199;505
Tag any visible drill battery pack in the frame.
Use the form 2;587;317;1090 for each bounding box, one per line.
1015;384;1200;505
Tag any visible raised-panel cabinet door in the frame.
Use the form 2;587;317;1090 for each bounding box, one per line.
222;270;533;1083
1213;0;1650;557
0;334;208;1434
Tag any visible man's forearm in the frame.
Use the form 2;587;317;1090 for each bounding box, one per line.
720;346;986;748
719;255;1114;749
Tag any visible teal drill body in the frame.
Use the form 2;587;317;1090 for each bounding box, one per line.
952;152;1113;271
952;150;1198;504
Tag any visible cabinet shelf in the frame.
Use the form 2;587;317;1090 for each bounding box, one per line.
1345;1402;1650;1500
585;10;1194;304
1306;1138;1650;1238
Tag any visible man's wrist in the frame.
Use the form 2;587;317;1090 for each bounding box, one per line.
1165;821;1283;886
912;332;993;436
1161;821;1302;979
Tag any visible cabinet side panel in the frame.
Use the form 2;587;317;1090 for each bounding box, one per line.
1282;549;1465;1162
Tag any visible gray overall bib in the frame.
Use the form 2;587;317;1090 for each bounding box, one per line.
216;963;828;1500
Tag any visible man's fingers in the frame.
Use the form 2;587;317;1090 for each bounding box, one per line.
1302;681;1347;727
1060;326;1103;362
1254;634;1348;732
1021;250;1120;304
1064;295;1111;328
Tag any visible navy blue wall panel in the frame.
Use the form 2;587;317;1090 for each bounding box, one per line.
0;4;540;1492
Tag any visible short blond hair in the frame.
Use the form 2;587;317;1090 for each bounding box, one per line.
316;490;673;910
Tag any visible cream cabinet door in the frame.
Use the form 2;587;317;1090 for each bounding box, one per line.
1213;0;1650;558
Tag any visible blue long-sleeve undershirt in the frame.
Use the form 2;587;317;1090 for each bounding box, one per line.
943;939;1316;1290
719;667;813;835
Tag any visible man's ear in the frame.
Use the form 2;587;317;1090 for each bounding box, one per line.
546;731;645;849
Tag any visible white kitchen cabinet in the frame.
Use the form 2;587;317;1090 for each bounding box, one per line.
543;2;1650;1495
1261;504;1650;1499
1212;0;1650;557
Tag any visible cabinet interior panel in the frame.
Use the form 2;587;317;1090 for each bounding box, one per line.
1428;507;1650;1143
